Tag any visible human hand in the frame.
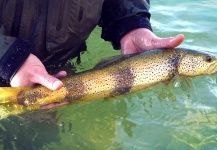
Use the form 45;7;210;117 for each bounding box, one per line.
10;54;67;91
120;28;184;55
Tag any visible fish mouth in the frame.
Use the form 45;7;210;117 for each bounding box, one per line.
207;61;217;74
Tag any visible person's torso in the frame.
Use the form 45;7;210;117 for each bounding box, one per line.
1;0;104;65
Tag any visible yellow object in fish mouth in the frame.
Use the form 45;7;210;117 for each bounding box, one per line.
0;48;217;119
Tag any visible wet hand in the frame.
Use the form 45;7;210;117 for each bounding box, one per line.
120;28;184;55
10;54;67;91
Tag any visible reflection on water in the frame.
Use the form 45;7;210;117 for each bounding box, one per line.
1;0;217;149
0;110;61;150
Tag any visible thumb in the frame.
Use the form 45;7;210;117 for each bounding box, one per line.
35;72;63;91
155;34;184;48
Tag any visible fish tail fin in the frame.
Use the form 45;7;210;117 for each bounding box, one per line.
0;87;30;119
0;87;28;104
0;103;25;119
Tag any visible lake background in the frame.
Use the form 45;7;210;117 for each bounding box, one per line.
0;0;217;149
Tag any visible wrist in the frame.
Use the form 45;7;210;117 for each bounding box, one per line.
102;15;152;50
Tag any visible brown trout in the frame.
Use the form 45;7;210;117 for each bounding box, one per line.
0;48;217;119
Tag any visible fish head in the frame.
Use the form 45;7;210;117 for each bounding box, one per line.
178;50;217;76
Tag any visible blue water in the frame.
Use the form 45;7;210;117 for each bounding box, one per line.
0;0;217;149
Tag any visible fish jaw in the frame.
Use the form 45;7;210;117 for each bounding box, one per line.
207;60;217;74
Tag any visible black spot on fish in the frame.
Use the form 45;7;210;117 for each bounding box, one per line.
64;79;86;102
111;67;134;96
168;54;181;68
167;54;181;78
111;87;132;96
17;90;49;107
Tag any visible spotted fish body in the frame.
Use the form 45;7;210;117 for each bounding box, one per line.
0;48;217;118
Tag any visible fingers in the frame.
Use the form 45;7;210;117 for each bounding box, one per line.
31;69;68;90
33;71;64;91
155;34;184;49
12;69;66;91
40;102;69;109
10;54;66;91
120;28;185;55
133;30;185;51
36;71;67;91
54;71;67;79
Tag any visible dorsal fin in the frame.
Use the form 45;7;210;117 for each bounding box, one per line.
94;54;133;68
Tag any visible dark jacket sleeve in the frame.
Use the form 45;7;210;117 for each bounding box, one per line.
0;37;32;84
99;0;152;50
0;1;32;84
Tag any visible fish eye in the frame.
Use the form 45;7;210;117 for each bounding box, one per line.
205;56;212;63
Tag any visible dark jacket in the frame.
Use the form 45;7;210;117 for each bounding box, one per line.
0;0;152;83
